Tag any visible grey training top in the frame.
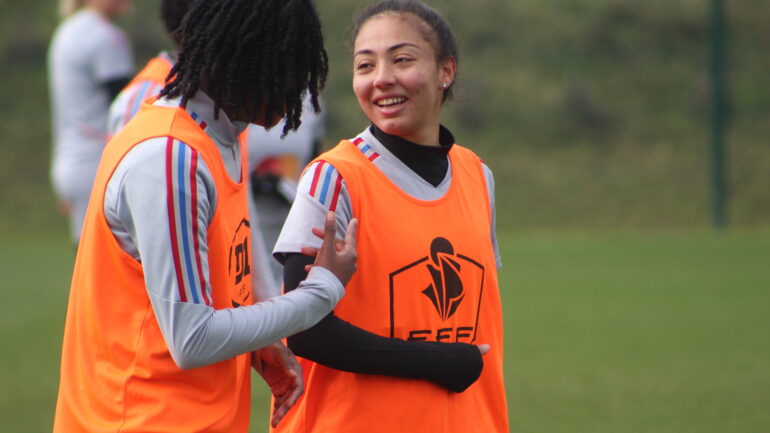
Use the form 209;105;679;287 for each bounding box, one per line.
102;90;343;369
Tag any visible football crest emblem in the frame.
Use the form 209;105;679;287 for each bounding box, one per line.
388;237;485;342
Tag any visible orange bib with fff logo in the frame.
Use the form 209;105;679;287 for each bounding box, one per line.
273;139;509;433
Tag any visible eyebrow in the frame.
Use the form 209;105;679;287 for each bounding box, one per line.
354;42;421;57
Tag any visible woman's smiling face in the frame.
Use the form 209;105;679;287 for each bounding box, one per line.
352;13;455;146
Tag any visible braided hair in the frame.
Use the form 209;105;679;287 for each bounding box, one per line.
160;0;328;135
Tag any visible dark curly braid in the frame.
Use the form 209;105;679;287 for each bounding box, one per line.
160;0;193;46
353;0;458;104
160;0;328;135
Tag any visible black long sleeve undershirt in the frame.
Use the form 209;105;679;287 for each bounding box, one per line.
370;124;454;187
284;254;482;393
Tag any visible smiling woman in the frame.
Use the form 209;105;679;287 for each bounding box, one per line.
352;8;456;145
271;1;508;433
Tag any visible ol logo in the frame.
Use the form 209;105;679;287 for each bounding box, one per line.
388;237;485;343
228;218;252;307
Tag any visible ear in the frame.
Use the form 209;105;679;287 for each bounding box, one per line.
438;56;457;88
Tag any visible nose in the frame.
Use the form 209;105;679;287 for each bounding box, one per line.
372;64;396;89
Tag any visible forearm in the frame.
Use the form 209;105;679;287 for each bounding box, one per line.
288;315;481;392
152;266;343;369
284;254;482;392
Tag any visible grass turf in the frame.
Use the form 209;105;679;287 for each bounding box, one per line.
0;230;767;432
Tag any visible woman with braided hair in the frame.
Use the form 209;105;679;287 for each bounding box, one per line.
271;1;508;432
106;0;279;301
53;1;355;432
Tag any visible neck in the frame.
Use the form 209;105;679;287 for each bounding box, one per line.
403;122;441;147
369;124;454;187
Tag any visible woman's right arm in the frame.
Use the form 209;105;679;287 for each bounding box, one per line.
104;138;346;370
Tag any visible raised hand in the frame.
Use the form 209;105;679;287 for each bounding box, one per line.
301;212;358;286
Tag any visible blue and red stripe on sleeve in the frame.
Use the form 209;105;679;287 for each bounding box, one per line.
165;137;212;305
307;161;344;212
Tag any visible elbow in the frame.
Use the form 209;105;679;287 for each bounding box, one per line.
168;332;212;370
169;348;204;371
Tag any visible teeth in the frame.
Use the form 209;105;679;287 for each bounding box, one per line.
377;97;406;107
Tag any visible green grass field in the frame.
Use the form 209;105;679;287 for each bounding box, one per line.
1;230;768;432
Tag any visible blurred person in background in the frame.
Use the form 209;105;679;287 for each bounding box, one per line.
48;0;134;245
52;0;357;432
244;94;326;289
105;0;183;137
271;1;508;432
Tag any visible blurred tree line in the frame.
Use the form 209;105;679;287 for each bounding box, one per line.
0;0;767;236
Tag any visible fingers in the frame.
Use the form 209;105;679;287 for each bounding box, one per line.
270;379;290;427
477;344;490;355
270;369;304;428
271;400;286;428
310;226;325;240
271;397;289;427
343;218;358;253
286;373;303;410
300;247;319;272
302;213;358;285
311;228;344;252
308;214;353;254
320;211;336;253
300;246;320;258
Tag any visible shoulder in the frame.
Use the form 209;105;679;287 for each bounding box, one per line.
313;138;380;171
116;137;174;172
481;162;495;195
302;137;371;186
449;144;493;177
300;160;345;211
116;137;208;173
481;161;495;179
450;143;483;162
112;138;215;203
449;144;495;198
